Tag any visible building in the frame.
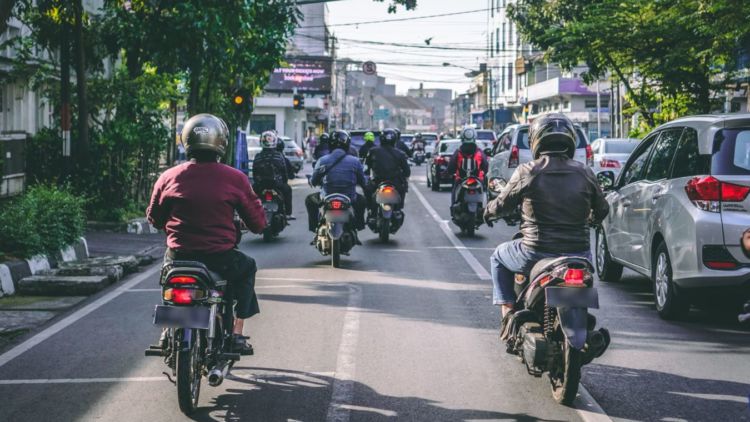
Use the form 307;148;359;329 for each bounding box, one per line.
406;86;452;133
372;95;432;132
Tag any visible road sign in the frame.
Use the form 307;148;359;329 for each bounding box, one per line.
362;61;377;75
374;108;390;120
368;109;374;116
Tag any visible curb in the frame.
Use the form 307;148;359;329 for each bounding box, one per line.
0;237;89;298
127;218;158;235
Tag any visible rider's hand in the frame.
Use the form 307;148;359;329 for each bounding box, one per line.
483;212;494;228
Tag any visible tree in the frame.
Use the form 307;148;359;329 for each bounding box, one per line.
508;0;750;128
0;0;17;34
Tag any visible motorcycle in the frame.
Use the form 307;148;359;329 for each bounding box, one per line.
368;182;404;242
314;193;358;268
412;149;425;166
145;261;243;415
259;188;287;242
451;176;485;236
496;217;611;405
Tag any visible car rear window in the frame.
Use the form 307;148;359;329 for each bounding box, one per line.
605;141;638;154
517;128;530;149
440;142;460;154
711;129;750;175
422;134;438;144
476;131;496;141
574;128;589;148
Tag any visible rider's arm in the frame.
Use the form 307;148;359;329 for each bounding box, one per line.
587;167;610;224
146;175;167;230
236;175;266;234
485;164;527;217
400;154;411;178
355;160;367;190
480;152;490;174
310;158;325;186
446;150;459;178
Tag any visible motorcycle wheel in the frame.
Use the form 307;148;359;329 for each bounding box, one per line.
550;341;582;406
379;218;390;242
331;238;341;268
262;229;274;242
176;329;202;415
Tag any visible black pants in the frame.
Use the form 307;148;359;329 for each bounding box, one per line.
305;192;365;232
255;180;293;214
165;248;259;319
365;181;406;216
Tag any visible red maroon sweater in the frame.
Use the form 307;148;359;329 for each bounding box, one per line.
147;161;266;253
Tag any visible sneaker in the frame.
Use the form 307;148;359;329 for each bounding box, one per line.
233;334;254;356
287;215;297;220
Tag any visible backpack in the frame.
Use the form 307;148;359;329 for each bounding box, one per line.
253;152;281;183
455;150;484;180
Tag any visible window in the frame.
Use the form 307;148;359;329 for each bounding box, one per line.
491;0;495;17
495;28;499;54
621;134;658;186
490;31;494;57
563;100;570;110
508;21;513;48
507;63;513;90
501;23;506;50
671;128;709;178
494;132;512;154
516;127;530;149
500;66;505;92
711;128;750;175
644;128;682;181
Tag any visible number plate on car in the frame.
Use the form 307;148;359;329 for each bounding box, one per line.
153;305;211;329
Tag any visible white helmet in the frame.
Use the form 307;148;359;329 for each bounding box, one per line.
461;127;477;144
260;131;278;149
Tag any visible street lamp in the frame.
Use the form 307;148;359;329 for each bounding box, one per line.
443;62;481;78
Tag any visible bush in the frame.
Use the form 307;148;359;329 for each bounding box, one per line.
0;185;86;259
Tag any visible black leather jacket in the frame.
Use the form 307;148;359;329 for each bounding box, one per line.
485;154;609;253
365;145;411;186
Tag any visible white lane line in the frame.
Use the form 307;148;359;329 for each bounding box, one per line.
0;377;169;385
125;288;160;292
325;285;363;422
410;183;491;280
411;183;613;422
0;264;161;370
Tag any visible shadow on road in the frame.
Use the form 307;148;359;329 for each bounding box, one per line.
188;367;566;422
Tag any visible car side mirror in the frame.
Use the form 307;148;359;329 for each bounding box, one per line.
597;171;616;191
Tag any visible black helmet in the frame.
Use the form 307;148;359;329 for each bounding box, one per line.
529;113;577;159
461;127;477;144
319;132;330;145
380;128;398;146
181;113;229;157
330;130;351;151
393;128;401;141
415;132;423;140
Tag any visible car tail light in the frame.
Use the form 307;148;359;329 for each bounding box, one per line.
599;159;620;168
586;145;594;166
435;156;446;165
509;145;519;168
296;149;303;157
168;275;197;284
264;191;274;201
685;176;750;212
563;268;585;285
702;245;741;270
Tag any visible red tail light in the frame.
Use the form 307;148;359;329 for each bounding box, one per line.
509;145;519;168
704;261;740;270
685;176;750;212
563;268;585;285
295;149;303;157
381;186;395;194
331;200;343;210
599;159;620;168
264;191;274;201
168;276;197;284
435;156;447;165
586;145;594;166
466;177;479;185
172;288;196;304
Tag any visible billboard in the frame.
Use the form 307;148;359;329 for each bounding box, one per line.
265;57;332;94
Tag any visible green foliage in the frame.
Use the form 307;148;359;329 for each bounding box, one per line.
0;185;86;259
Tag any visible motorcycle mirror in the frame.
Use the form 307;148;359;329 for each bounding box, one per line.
596;171;616;191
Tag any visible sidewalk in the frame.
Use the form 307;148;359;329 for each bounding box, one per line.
0;230;165;351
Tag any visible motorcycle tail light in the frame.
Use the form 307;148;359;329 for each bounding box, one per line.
264;191;274;201
563;268;585;285
168;275;197;284
164;288;204;304
466;177;479;185
331;200;343;210
381;186;395;194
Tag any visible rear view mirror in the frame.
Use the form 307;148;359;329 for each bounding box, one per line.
597;171;616;191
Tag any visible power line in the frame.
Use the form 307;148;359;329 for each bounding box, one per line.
298;7;491;28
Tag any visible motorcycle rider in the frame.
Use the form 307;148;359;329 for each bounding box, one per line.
393;128;411;156
306;130;367;232
411;133;426;155
253;131;294;219
147;113;266;354
313;132;331;162
359;131;376;161
364;128;410;220
446;127;489;215
483;113;609;322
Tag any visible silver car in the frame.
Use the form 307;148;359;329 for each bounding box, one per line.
486;123;593;199
279;137;304;174
590;138;640;178
596;114;750;319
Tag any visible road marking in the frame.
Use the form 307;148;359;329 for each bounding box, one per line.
326;285;362;422
0;377;169;385
125;288;160;292
410;183;491;280
257;277;320;282
0;264;161;370
411;183;613;422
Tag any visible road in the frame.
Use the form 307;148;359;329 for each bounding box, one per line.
0;163;748;422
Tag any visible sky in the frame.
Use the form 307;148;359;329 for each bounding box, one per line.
326;0;488;96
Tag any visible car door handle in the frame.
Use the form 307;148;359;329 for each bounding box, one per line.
622;200;632;208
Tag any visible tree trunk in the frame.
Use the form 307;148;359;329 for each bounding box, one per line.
74;0;89;162
60;10;72;175
0;0;17;35
187;59;203;116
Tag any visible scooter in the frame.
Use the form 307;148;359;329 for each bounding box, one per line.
368;182;404;242
313;194;358;268
412;150;425;166
451;176;485;236
259;189;287;242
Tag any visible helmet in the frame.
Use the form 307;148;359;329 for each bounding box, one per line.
415;132;423;141
380;128;398;146
276;138;286;152
319;132;330;145
529;113;577;159
364;131;375;143
330;130;351;151
461;127;477;144
393;128;401;141
181;113;229;157
260;131;278;149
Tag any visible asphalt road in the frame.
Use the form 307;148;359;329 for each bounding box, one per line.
0;162;748;422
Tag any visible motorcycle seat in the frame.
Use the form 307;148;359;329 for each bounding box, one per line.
163;260;227;286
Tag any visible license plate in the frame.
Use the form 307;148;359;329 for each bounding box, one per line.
153;305;211;329
263;202;279;212
545;287;599;309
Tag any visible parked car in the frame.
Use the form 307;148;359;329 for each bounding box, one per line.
247;135;262;179
279;136;304;174
596;114;750;319
486;123;593;199
591;137;640;178
420;132;439;157
426;139;461;191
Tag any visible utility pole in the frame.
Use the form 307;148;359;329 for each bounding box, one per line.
60;6;71;176
73;0;88;162
596;79;601;138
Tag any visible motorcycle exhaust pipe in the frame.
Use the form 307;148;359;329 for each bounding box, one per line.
208;362;230;387
739;301;750;324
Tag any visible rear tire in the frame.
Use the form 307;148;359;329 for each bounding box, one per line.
176;329;201;415
331;238;341;268
465;225;475;237
431;175;439;191
379;218;390;242
653;242;690;320
551;341;582;406
263;229;274;242
595;229;623;282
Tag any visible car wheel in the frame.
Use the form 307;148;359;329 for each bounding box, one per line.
431;172;439;192
653;242;690;320
595;229;623;282
426;170;432;187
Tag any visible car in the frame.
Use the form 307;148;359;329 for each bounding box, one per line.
595;114;750;319
475;129;497;149
426;138;461;191
401;134;415;149
590;137;640;178
419;132;439;157
247;135;262;179
279;136;304;174
485;123;593;199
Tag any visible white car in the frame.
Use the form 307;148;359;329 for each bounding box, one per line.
420;132;439;156
486;123;593;199
247;135;262;179
590;138;640;178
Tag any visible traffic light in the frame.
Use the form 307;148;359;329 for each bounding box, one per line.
293;94;305;110
231;90;253;113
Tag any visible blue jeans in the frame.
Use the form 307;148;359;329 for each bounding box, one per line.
490;239;591;305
